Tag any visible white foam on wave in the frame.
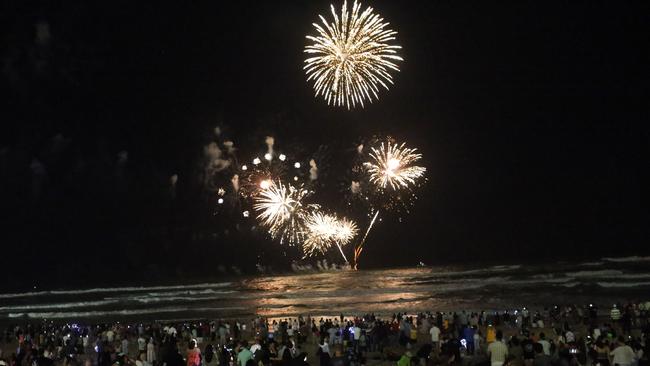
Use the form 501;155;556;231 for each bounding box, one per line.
561;282;580;288
566;270;624;278
434;265;523;278
0;300;120;312
110;289;238;298
7;306;247;319
126;293;238;304
602;256;650;263
0;282;233;299
490;265;522;270
580;262;605;266
597;281;650;288
616;273;650;279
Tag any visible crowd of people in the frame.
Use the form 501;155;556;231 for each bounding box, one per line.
1;302;648;366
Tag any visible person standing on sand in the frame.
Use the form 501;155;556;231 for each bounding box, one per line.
122;337;129;357
318;339;331;366
487;331;508;366
138;335;146;356
236;342;252;366
146;338;156;364
537;333;550;356
186;339;201;366
610;336;635;366
611;305;622;325
508;337;524;366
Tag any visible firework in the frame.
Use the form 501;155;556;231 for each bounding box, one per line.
364;141;426;190
334;217;359;245
348;138;427;269
304;0;403;109
253;181;318;245
303;212;338;256
303;211;358;261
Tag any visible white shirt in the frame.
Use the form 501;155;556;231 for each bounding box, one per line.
429;326;440;342
122;339;129;354
611;345;635;366
147;342;156;362
538;340;551;355
488;340;509;363
138;337;146;351
565;331;575;343
353;327;361;340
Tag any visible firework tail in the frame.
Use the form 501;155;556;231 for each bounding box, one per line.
353;210;380;270
336;243;349;264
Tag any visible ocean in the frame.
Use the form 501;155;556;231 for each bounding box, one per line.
1;256;649;324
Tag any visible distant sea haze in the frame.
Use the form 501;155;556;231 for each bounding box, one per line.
1;256;649;323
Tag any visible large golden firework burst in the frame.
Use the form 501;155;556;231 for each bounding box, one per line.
364;141;426;190
304;0;403;109
253;181;318;245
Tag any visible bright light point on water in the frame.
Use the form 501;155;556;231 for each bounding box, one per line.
241;165;248;171
260;180;272;189
264;153;272;161
243;211;250;218
217;198;224;204
293;176;298;181
294;162;301;168
279;154;286;161
253;158;261;165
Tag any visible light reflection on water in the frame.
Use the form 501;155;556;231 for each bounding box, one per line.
1;262;649;322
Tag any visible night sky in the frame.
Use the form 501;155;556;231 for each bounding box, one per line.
2;1;649;289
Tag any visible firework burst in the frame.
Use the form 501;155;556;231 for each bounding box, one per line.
364;141;426;190
345;138;427;269
303;212;358;259
304;0;403;109
303;212;339;256
253;181;318;245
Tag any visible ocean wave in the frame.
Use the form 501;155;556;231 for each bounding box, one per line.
0;300;120;312
602;256;650;263
561;282;580;288
580;262;604;266
0;282;233;299
127;294;237;304
416;265;524;279
7;306;247;319
130;289;237;298
490;265;522;270
596;281;650;288
565;270;623;278
616;273;650;279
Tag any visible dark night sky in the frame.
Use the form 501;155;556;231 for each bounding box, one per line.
2;1;649;289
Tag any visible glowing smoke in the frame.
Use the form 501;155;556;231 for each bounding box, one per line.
309;159;318;181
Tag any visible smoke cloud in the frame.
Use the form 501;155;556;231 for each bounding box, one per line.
309;159;318;181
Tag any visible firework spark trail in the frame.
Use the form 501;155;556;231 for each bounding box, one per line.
353;209;380;269
336;244;349;263
304;0;403;109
